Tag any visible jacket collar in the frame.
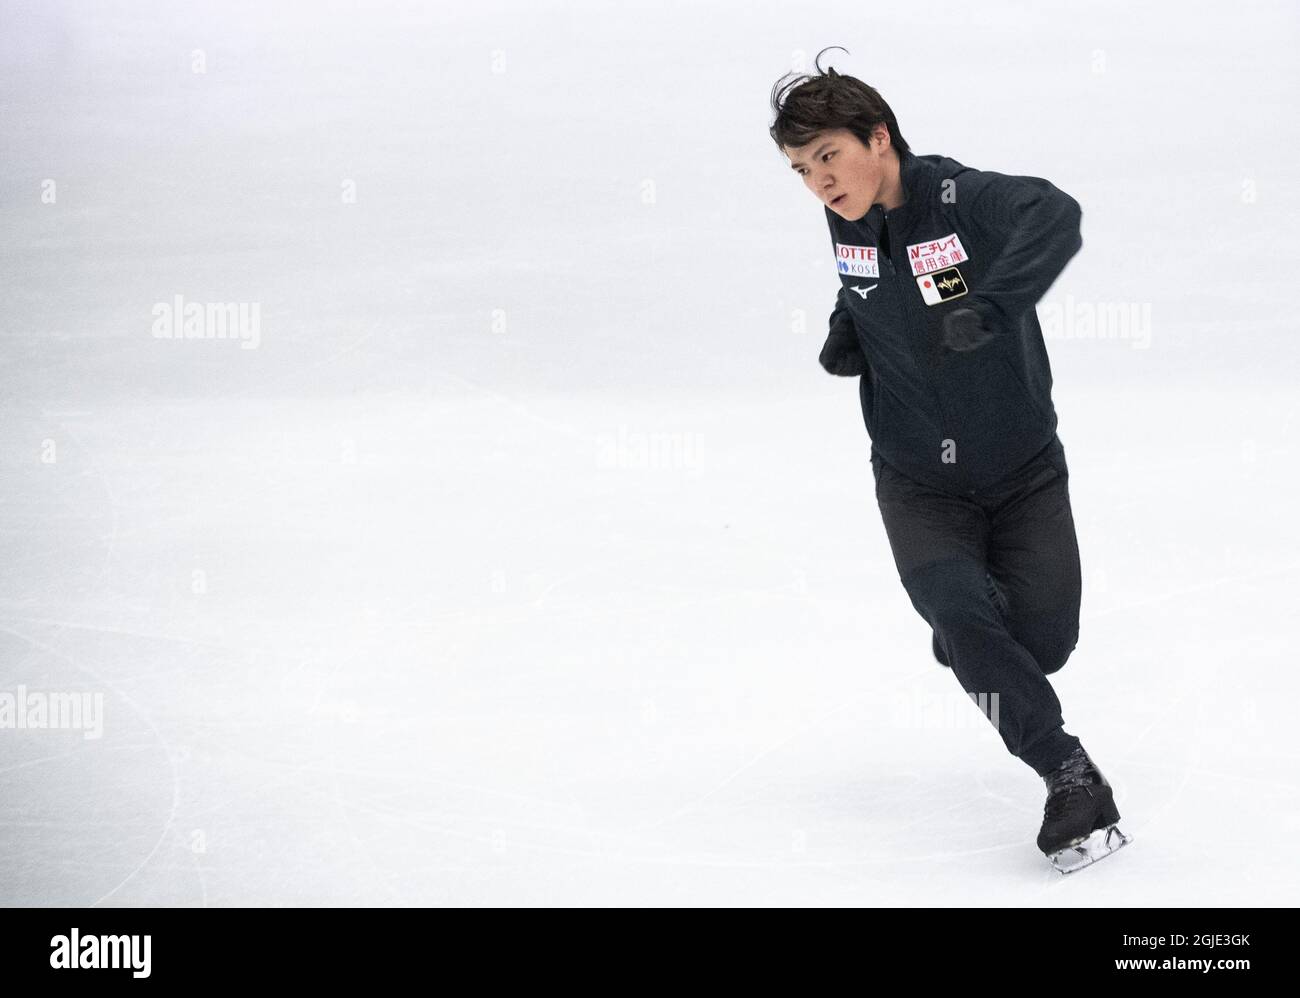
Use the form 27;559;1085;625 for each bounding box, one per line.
863;149;928;235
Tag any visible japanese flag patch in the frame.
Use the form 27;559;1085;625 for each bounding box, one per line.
834;243;879;278
905;232;969;276
916;267;968;305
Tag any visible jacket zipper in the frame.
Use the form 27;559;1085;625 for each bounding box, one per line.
881;208;954;467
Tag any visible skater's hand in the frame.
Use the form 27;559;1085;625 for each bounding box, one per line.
819;329;868;377
941;307;997;353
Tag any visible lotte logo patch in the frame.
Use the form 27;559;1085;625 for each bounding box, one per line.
917;266;968;305
834;243;879;278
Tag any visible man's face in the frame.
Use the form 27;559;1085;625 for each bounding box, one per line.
785;127;888;221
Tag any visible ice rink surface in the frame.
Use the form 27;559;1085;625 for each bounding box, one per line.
1;0;1298;905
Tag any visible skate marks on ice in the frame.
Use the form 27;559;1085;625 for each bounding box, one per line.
0;625;202;907
619;665;1054;873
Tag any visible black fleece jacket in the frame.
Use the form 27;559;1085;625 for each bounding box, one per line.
823;149;1083;494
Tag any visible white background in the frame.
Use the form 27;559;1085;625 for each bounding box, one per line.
1;0;1297;905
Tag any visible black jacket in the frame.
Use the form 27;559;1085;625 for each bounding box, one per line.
823;149;1082;494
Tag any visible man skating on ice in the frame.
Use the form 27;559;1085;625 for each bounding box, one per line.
769;49;1130;872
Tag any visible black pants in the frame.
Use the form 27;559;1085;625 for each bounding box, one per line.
872;434;1083;776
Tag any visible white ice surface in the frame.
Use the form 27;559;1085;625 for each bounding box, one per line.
1;0;1298;905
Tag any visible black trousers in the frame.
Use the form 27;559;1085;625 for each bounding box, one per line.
872;434;1083;776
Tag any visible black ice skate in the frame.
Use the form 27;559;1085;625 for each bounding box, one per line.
1037;745;1131;874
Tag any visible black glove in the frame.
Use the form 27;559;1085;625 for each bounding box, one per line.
819;329;868;376
941;307;997;352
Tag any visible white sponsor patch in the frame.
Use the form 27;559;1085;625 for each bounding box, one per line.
905;232;969;276
834;243;879;278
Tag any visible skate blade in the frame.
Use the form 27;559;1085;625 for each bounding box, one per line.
1048;824;1132;875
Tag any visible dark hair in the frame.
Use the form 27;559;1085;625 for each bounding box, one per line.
769;46;910;160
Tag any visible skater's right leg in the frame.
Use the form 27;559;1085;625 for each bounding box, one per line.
899;556;1081;775
933;570;1007;667
984;436;1082;678
874;457;1081;776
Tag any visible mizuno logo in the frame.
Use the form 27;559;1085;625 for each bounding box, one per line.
851;284;878;299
